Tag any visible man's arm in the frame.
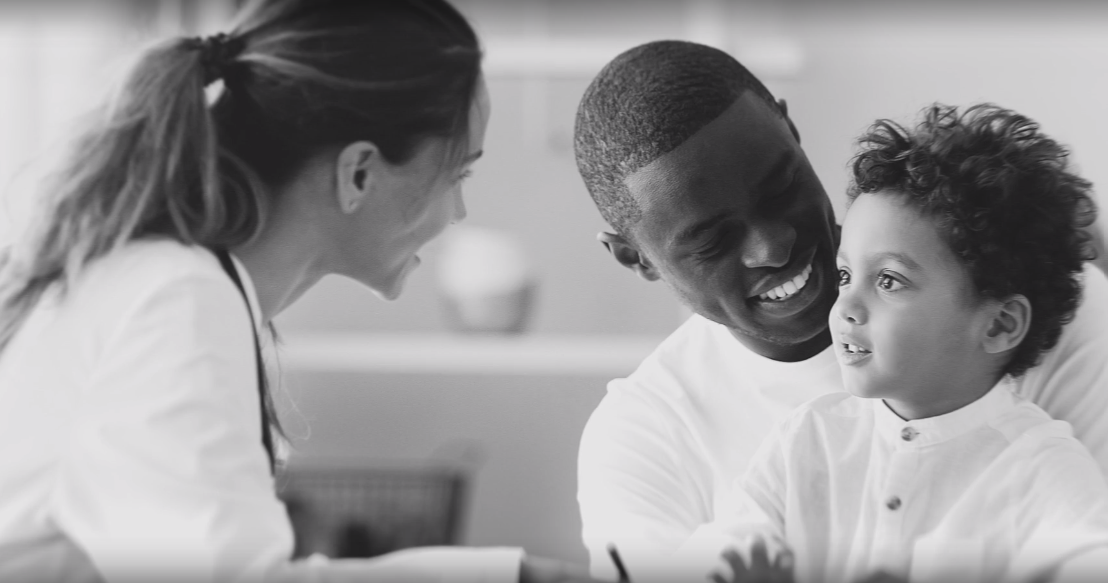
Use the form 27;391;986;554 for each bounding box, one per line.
577;384;711;580
1018;264;1108;475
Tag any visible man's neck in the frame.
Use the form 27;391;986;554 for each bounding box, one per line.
727;326;833;362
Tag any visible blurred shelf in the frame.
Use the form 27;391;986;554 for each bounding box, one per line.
277;332;665;377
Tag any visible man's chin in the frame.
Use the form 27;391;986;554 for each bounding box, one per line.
725;317;832;361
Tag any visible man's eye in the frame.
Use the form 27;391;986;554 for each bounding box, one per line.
759;170;802;213
837;268;850;287
877;273;905;291
694;233;732;260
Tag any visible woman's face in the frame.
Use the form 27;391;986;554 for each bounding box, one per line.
344;79;491;300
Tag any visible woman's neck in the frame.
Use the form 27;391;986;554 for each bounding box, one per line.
231;198;326;324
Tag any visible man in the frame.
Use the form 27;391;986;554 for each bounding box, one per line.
572;40;1108;580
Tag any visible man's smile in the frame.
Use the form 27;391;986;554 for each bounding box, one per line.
745;244;828;319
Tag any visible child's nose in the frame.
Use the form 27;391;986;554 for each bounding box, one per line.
834;290;866;326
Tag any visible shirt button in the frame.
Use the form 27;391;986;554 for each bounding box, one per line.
901;427;919;441
886;496;902;511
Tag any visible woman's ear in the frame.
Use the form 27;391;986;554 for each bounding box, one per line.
597;231;661;282
335;141;381;214
982;294;1032;355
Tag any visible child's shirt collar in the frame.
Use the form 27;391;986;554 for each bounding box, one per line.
873;379;1017;449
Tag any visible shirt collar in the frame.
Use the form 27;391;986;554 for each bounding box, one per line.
872;378;1018;448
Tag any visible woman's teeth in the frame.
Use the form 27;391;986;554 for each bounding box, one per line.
758;263;813;301
844;344;871;354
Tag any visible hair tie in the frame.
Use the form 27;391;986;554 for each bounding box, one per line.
188;32;245;86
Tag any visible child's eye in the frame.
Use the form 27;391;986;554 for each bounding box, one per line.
877;273;905;292
837;268;851;287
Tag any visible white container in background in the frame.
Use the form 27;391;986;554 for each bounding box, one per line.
436;226;536;334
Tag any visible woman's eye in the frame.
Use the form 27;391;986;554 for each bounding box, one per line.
837;268;850;287
877;273;905;291
458;169;474;182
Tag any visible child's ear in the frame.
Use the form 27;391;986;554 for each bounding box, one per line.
597;231;661;282
982;295;1032;355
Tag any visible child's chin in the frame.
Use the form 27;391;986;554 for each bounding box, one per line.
842;376;883;399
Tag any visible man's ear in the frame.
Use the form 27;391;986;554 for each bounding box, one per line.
597;231;660;282
982;294;1031;355
778;98;802;145
335;141;380;214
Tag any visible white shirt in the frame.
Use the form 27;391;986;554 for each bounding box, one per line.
0;239;522;583
578;265;1108;579
675;384;1108;583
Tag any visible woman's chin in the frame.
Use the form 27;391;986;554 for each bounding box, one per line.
369;254;420;301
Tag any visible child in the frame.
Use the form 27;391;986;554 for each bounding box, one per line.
666;104;1108;583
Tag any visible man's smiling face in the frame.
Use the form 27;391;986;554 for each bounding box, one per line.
623;92;839;358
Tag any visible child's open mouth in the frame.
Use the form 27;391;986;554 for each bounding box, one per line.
842;343;871;355
838;341;872;365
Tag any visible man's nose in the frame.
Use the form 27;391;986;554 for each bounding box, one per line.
741;220;795;269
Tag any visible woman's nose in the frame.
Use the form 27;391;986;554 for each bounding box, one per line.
741;220;795;269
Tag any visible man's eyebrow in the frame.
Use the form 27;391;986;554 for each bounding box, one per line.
675;213;729;245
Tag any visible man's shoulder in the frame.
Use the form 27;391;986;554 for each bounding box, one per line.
778;392;866;435
1058;263;1108;343
1073;262;1108;321
585;315;739;433
620;314;747;387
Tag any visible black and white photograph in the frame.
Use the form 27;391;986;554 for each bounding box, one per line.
1;1;1107;582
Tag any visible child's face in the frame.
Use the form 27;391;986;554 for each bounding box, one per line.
831;193;996;415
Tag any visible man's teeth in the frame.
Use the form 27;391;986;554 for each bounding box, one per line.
758;263;813;301
844;344;871;354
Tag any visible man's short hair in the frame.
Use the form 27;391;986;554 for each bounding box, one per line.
573;40;781;237
849;103;1099;378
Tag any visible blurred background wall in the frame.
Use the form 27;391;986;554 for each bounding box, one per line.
2;0;1107;566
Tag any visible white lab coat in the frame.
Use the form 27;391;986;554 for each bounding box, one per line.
0;239;522;583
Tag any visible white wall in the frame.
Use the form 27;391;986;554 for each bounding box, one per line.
785;0;1108;221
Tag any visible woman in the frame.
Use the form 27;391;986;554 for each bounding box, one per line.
0;1;598;582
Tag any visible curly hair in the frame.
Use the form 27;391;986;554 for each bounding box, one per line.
848;103;1098;378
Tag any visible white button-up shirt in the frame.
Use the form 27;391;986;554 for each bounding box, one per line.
671;383;1108;583
0;239;522;583
578;266;1108;579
